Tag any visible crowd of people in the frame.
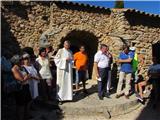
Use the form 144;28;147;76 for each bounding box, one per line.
1;40;160;120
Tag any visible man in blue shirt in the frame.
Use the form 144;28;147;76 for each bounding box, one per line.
116;45;134;99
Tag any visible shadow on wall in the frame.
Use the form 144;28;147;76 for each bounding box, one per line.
1;14;21;58
58;30;99;79
2;1;52;21
2;1;30;20
125;11;160;28
152;41;160;62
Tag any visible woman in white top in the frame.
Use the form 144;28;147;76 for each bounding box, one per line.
36;48;53;100
22;53;40;99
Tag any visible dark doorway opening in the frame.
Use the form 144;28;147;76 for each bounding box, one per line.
58;30;99;79
152;41;160;62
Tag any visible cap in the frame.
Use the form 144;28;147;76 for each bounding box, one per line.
130;47;136;51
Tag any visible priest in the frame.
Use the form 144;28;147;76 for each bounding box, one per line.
54;40;73;104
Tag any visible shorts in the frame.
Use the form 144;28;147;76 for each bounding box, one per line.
134;74;144;84
133;71;138;83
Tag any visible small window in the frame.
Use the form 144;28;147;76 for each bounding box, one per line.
42;16;48;21
132;42;136;47
141;49;146;54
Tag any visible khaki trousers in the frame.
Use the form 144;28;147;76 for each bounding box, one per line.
116;71;132;95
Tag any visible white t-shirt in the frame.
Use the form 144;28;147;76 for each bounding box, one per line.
94;51;109;68
36;56;52;79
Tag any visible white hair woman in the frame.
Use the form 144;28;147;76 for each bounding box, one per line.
22;53;41;99
11;54;31;120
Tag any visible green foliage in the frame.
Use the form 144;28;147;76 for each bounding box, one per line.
114;0;124;8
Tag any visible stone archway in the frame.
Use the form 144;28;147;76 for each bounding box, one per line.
58;30;99;79
152;41;160;61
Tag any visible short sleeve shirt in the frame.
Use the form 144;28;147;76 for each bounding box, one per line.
119;51;134;73
74;52;88;70
94;51;109;68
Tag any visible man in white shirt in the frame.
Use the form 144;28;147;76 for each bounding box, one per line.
94;44;110;100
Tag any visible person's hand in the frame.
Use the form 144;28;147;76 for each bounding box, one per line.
117;59;120;63
66;57;72;61
31;76;39;80
108;52;112;58
96;74;100;79
24;74;31;81
66;57;70;61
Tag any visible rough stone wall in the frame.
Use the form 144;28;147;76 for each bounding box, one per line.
123;10;160;75
46;3;111;49
1;1;51;56
1;1;160;77
103;9;160;76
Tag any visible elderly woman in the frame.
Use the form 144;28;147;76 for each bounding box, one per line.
11;55;31;120
22;53;41;99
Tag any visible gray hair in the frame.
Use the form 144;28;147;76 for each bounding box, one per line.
64;40;71;45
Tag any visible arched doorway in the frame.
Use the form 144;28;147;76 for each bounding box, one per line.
152;41;160;61
58;30;99;79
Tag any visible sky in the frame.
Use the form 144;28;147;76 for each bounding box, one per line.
70;0;160;15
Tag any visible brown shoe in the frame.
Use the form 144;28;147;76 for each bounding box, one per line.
124;95;129;99
115;94;121;99
115;93;124;99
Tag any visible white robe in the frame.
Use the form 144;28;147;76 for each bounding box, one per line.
54;48;73;101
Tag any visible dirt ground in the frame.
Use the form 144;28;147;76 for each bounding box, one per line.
63;102;160;120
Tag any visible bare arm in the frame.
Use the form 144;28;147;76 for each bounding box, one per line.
94;62;99;78
118;58;133;63
11;67;30;81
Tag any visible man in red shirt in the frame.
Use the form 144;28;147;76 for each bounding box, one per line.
74;45;88;94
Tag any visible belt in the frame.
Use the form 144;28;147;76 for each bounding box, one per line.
98;67;109;69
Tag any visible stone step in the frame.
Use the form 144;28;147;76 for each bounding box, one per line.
60;80;142;118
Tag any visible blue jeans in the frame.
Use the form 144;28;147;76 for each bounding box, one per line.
75;70;86;84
